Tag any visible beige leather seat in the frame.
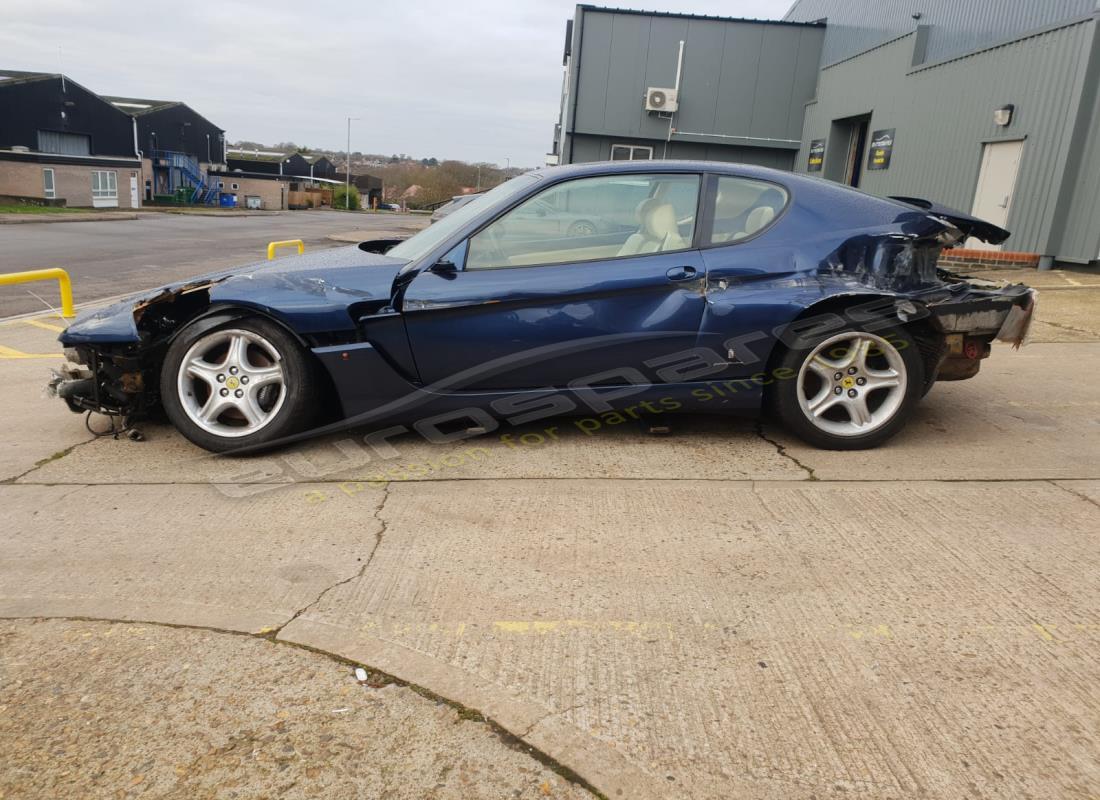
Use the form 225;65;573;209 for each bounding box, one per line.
731;206;776;241
712;205;777;243
617;200;687;256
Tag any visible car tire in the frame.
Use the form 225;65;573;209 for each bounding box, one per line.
160;315;318;453
770;324;923;450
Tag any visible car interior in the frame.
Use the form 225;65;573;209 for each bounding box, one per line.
710;179;788;243
464;174;786;269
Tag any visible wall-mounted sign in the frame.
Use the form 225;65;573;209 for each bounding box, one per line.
867;129;895;170
807;139;825;172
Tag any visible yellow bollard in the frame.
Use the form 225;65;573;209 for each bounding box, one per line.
266;239;305;260
0;268;75;318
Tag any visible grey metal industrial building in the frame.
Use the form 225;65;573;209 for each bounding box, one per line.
551;8;825;169
552;2;1100;264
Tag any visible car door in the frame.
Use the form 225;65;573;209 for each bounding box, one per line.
400;171;707;391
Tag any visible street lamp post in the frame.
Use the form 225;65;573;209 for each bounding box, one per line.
345;117;360;210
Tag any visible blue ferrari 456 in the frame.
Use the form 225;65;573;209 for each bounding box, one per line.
51;161;1036;453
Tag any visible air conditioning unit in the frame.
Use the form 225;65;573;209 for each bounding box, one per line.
645;87;678;113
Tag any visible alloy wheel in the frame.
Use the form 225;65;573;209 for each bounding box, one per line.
176;328;286;438
795;331;907;437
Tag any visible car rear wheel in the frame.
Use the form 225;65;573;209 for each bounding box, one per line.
771;326;923;450
160;316;317;453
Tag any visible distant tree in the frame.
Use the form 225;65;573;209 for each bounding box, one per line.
333;184;361;211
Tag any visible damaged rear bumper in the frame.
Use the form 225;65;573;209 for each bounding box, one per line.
923;282;1037;380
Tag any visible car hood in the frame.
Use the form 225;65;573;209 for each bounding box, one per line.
61;245;409;345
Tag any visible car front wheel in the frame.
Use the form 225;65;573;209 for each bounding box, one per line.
160;316;317;453
771;326;923;450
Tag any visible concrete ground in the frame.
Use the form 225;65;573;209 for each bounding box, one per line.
0;619;590;800
0;266;1098;798
0;209;427;317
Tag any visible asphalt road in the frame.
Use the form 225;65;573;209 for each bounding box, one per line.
0;211;427;318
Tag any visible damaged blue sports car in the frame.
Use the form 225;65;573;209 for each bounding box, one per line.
51;161;1036;453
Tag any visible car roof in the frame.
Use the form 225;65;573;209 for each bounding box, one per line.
530;159;791;181
531;159;915;214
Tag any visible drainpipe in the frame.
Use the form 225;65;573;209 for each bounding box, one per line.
663;40;685;159
566;8;584;164
132;117;142;208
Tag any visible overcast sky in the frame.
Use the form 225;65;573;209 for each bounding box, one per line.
3;0;792;166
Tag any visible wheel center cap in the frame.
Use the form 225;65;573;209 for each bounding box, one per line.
841;376;856;389
225;376;240;390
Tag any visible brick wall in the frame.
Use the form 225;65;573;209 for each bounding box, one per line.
938;248;1040;270
211;175;286;210
0;159;143;208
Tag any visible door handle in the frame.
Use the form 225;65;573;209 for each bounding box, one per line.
666;265;698;282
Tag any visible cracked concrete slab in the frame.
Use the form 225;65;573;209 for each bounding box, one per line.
0;619;593;799
0;482;383;632
3;278;1099;798
279;478;1100;799
1054;480;1100;509
0;351;92;483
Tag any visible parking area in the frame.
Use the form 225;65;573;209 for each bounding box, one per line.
0;210;427;318
1;265;1099;798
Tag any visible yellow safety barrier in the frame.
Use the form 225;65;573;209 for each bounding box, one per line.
267;239;305;260
0;268;75;318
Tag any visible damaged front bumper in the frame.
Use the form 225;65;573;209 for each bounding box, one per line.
47;344;152;418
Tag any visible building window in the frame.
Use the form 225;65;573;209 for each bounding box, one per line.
91;170;118;207
43;169;55;199
610;144;653;161
231;182;239;190
37;130;91;156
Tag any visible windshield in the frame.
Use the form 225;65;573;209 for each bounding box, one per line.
388;173;543;263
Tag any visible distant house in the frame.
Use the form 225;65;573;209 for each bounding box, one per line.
352;173;383;208
0;69;142;208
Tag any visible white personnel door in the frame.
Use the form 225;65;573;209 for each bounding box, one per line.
130;175;140;208
968;139;1024;251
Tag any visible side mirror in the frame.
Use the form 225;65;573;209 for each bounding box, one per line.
429;259;458;274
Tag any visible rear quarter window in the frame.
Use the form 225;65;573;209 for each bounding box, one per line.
709;177;788;245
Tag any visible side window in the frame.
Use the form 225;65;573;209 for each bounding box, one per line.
466;173;699;270
709;177;788;244
610;144;654;161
